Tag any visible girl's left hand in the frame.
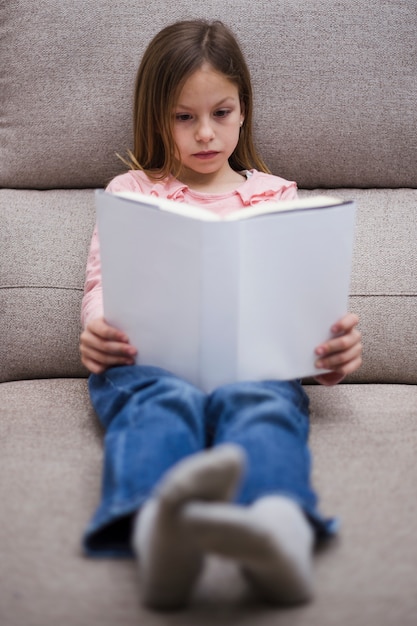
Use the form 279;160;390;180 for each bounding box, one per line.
313;312;362;386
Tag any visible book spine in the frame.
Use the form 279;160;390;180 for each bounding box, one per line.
199;222;241;392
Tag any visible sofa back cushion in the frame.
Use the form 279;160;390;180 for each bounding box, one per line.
300;189;417;385
1;0;416;189
0;190;95;381
1;1;416;384
1;186;416;385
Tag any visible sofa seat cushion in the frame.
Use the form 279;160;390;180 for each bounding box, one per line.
0;379;416;625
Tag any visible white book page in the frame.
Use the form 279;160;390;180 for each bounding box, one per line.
114;190;343;222
97;192;204;383
97;191;355;389
237;203;356;380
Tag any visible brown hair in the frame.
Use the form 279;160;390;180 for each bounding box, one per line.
123;20;270;179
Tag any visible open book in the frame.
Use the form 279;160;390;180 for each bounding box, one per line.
96;190;356;392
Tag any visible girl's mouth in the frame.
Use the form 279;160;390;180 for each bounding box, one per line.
193;151;219;160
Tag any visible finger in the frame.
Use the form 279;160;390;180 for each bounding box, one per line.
81;329;137;356
316;340;362;368
81;343;136;366
314;371;346;387
329;355;363;378
81;350;136;374
316;344;363;371
330;312;359;334
316;328;361;357
87;318;131;343
87;338;136;358
81;356;106;375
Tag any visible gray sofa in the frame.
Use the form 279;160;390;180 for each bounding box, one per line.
1;2;416;625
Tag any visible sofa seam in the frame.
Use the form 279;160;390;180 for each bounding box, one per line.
1;287;415;296
350;293;417;297
0;285;84;291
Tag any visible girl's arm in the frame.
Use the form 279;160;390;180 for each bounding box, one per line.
313;313;362;386
80;222;137;375
80;173;150;374
80;317;137;375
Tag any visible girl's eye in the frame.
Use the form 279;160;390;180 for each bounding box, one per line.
214;109;230;118
175;113;193;122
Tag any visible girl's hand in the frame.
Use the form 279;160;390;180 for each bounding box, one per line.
313;313;362;386
80;317;137;374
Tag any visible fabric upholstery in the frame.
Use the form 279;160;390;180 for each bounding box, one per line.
0;189;94;381
1;0;416;190
2;189;416;383
300;189;417;384
1;1;416;624
0;380;416;626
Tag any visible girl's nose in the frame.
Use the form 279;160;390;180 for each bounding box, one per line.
195;119;215;142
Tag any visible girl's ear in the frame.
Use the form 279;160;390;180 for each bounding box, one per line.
239;101;245;127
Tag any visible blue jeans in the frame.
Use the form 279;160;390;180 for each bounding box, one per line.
83;365;337;557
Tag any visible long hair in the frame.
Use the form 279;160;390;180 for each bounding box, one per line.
123;20;270;179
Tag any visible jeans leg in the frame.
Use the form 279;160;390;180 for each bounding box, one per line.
206;380;337;538
83;365;206;556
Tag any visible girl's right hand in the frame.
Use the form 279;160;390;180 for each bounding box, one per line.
80;317;137;374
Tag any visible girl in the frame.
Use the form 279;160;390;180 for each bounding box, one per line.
80;20;362;610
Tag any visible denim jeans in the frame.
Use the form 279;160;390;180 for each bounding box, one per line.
83;365;337;557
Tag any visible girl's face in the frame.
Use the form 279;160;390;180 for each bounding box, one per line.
172;64;244;189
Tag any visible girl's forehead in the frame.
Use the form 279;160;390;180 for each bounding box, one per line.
176;64;239;103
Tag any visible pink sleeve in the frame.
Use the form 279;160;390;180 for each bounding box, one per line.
81;173;145;329
280;182;298;200
242;172;298;206
81;224;103;329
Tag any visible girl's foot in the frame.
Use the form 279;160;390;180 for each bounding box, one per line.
132;444;245;609
182;495;314;605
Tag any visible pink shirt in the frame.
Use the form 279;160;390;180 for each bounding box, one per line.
81;169;297;327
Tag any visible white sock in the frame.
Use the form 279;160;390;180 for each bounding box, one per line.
132;444;245;609
182;495;314;605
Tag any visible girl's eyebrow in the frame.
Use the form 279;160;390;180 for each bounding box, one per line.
175;96;238;110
